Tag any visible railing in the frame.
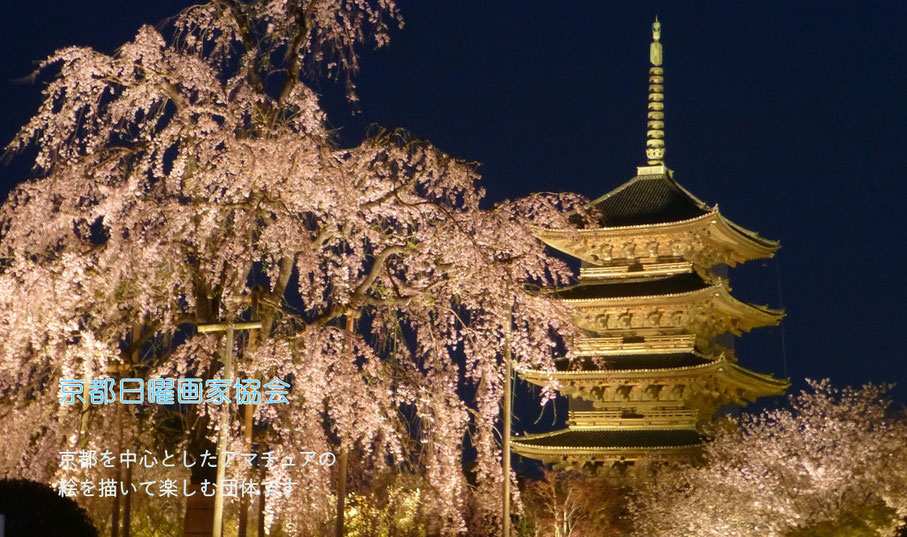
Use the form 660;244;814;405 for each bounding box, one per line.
579;260;692;280
568;408;698;429
575;334;696;354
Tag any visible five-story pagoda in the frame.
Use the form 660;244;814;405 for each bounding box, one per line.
512;18;788;477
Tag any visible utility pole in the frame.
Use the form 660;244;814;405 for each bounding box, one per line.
197;321;262;537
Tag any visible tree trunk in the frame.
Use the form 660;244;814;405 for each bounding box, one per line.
334;314;355;537
123;463;132;537
183;288;219;537
182;437;218;537
257;453;266;537
237;401;256;537
183;486;216;537
111;401;122;537
334;449;348;537
182;409;218;537
122;323;139;537
111;490;120;537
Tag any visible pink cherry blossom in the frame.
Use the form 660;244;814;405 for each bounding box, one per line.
0;1;588;534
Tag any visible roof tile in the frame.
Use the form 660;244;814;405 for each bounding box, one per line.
515;428;703;449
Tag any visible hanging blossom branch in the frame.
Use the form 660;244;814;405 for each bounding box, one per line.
0;1;594;534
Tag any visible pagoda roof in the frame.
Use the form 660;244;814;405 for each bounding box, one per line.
557;273;784;331
513;428;703;451
519;356;789;399
556;353;711;372
533;170;779;267
571;171;776;249
554;272;710;300
579;172;710;228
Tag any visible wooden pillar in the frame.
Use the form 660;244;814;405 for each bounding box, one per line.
239;293;260;537
213;325;235;537
191;321;260;537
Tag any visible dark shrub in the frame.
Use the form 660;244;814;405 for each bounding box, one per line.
0;478;98;537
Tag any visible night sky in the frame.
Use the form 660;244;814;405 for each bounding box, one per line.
1;0;906;433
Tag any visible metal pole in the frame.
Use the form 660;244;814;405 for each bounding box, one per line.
502;311;512;537
212;324;235;537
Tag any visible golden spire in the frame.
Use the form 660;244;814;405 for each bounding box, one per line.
646;16;666;166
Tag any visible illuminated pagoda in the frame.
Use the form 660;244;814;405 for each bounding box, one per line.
512;18;788;476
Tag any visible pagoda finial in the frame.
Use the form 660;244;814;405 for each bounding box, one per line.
646;16;666;166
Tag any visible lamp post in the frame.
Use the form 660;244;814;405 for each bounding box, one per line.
197;321;262;537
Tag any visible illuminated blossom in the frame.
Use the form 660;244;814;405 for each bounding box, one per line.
631;380;907;537
0;1;588;534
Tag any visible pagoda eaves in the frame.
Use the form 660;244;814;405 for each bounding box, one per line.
533;165;778;268
512;429;703;472
519;356;788;407
534;203;778;269
562;274;783;338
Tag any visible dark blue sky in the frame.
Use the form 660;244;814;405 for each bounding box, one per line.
1;1;905;421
